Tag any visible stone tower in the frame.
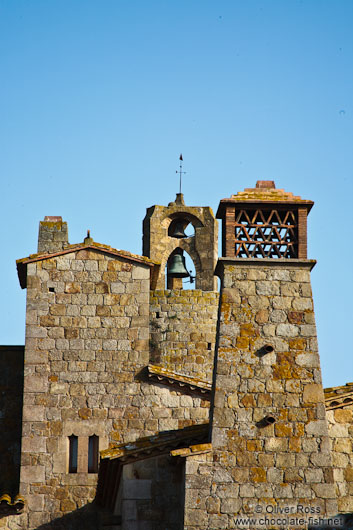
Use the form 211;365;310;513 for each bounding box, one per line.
183;181;337;530
143;193;219;381
143;193;218;291
15;218;156;529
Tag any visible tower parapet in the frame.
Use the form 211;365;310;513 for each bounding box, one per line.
216;180;313;259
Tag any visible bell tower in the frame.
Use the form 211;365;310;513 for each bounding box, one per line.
143;193;218;291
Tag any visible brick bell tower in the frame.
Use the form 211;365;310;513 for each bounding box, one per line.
183;181;337;530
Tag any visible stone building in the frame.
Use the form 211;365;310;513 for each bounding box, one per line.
0;181;352;530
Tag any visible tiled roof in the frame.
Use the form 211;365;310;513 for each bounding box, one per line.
324;382;353;410
170;442;212;457
216;181;313;217
0;494;25;515
16;242;158;289
146;364;212;398
101;423;209;463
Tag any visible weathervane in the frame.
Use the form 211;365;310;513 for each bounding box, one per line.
176;154;186;194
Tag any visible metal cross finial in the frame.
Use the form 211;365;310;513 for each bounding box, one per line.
176;153;186;194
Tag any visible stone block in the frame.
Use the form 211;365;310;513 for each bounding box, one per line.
26;326;47;338
25;350;48;364
21;465;45;483
24;375;48;393
184;508;208;526
292;298;313;311
132;267;150;280
206;496;220;514
23;404;45;421
256;281;280;295
111;281;125;294
303;384;324;403
334;409;352;423
304;469;324;483
239;484;255;497
296;353;319;367
27;494;45;512
305;420;328;436
276;323;299;337
312;484;336;499
28;512;51;527
22;436;46;453
270;310;286;323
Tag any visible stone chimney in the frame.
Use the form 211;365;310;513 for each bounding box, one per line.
37;216;68;253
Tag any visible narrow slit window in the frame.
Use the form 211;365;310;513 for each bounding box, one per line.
207;343;212;350
68;435;78;473
88;435;99;473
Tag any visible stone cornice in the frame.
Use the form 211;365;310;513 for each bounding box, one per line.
215;257;317;277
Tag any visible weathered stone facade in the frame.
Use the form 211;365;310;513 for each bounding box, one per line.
326;400;353;513
6;221;213;529
183;259;337;530
117;455;184;530
1;183;352;530
149;290;219;380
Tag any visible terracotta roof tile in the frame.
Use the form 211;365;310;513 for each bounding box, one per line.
216;181;313;217
101;422;209;463
146;364;211;398
0;494;25;515
16;242;159;288
324;382;353;410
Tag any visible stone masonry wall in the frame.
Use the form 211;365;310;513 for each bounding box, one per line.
11;248;209;530
184;258;337;530
327;405;353;512
149;290;219;381
117;455;184;530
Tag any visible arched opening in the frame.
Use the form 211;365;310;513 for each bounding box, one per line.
168;217;195;239
68;435;78;473
88;435;99;473
165;248;196;290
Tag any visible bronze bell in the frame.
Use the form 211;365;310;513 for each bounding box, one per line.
170;221;187;239
168;251;189;278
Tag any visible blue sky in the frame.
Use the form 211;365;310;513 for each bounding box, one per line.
1;0;352;387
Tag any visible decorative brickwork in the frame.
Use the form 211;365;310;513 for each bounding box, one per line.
217;181;313;259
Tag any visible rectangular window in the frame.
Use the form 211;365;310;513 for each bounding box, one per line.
68;435;78;473
88;435;99;473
